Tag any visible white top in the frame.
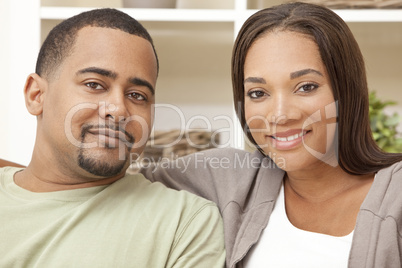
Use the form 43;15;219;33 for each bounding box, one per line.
244;183;354;267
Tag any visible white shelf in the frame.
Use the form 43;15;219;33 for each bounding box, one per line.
332;9;402;22
41;6;402;22
245;9;402;22
40;7;238;22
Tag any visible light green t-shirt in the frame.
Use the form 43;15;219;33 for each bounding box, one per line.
0;167;225;268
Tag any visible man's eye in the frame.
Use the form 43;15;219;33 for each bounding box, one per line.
85;82;104;90
128;92;146;101
247;90;266;99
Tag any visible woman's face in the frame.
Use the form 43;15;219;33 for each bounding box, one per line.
244;31;338;173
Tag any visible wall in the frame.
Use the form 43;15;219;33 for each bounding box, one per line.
0;0;40;165
350;22;402;132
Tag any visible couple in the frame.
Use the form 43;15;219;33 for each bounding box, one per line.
2;2;402;267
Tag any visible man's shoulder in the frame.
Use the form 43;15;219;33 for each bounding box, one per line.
0;167;23;180
120;172;218;209
121;173;222;236
0;166;24;173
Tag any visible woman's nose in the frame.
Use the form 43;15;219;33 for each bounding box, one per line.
266;94;301;125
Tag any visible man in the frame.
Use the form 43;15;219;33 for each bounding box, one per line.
0;8;224;267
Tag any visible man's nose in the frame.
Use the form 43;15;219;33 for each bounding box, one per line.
99;92;129;123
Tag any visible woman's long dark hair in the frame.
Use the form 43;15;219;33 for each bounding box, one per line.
232;2;402;175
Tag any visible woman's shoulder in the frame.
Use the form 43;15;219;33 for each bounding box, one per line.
377;160;402;180
366;161;402;216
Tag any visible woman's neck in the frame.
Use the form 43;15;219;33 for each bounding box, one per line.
285;164;372;202
283;166;374;236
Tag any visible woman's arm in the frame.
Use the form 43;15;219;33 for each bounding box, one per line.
140;148;227;203
0;159;24;168
139;148;263;208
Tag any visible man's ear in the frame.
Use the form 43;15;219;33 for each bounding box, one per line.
24;73;47;116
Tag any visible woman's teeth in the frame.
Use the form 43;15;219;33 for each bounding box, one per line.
274;131;306;142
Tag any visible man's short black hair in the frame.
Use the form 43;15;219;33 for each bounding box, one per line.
36;8;159;79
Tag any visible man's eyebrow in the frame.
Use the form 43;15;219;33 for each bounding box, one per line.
244;77;266;84
77;67;117;79
290;68;323;79
129;77;155;95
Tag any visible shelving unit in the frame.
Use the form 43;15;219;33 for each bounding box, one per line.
40;6;402;22
1;0;401;164
39;6;402;31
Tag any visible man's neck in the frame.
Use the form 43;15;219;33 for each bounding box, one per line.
14;164;124;193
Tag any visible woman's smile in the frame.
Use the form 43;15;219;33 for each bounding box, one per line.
268;129;311;150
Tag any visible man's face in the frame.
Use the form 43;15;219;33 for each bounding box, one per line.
38;26;157;180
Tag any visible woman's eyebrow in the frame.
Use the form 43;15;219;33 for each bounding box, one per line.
290;68;323;79
244;69;323;84
244;77;266;84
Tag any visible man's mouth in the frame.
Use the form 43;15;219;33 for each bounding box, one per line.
89;129;126;141
81;124;134;144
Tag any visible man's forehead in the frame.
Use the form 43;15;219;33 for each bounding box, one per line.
62;26;157;83
69;27;145;60
75;26;144;42
72;26;154;58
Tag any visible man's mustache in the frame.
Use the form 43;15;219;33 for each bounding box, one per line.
81;124;135;144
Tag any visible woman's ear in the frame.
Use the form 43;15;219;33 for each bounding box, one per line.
24;73;47;116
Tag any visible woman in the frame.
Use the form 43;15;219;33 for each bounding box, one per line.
3;2;402;267
141;2;402;267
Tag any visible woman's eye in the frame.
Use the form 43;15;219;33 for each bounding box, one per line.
297;83;318;93
85;82;104;90
247;90;266;99
128;92;146;101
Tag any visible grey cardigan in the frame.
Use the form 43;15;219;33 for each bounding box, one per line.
140;148;402;268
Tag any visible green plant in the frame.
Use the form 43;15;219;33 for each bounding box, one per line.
369;91;402;153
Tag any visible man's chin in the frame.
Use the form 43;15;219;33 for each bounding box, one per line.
77;149;129;177
84;144;131;161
